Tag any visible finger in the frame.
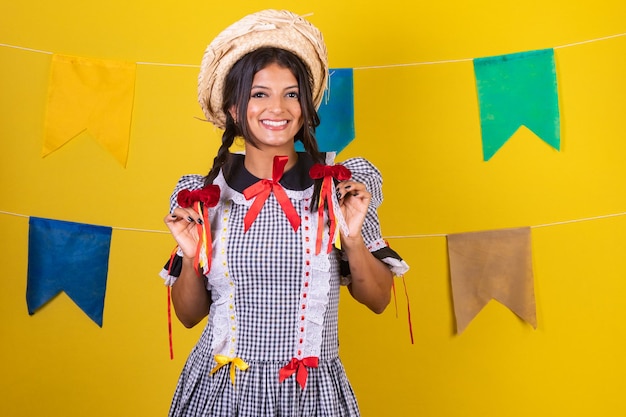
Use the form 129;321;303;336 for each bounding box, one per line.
171;207;204;225
336;181;368;200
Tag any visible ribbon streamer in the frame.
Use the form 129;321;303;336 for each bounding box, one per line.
279;356;319;389
211;355;250;386
243;155;301;232
309;164;351;254
165;246;179;360
176;185;220;276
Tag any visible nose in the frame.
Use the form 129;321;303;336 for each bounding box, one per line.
267;95;285;114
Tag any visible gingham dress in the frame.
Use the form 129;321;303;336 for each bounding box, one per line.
160;153;408;417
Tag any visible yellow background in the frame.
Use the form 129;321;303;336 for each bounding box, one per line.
2;1;626;416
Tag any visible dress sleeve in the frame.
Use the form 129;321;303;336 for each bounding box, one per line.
159;174;207;286
338;158;410;282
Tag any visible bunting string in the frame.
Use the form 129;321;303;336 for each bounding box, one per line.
0;210;168;234
1;31;625;69
3;209;626;239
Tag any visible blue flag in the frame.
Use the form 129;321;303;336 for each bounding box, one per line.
298;68;355;154
26;217;112;327
474;49;561;161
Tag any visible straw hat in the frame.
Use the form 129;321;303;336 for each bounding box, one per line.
198;9;328;129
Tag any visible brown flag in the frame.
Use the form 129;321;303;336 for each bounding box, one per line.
447;227;537;334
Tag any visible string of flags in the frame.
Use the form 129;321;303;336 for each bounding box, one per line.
2;30;625;332
5;208;626;333
3;31;624;165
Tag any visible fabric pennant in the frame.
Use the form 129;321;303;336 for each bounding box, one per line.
298;68;355;153
43;54;136;167
447;227;536;334
474;49;560;161
26;217;112;327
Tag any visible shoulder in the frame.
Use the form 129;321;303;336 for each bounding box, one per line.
173;174;205;191
339;157;382;178
168;174;206;212
339;157;383;206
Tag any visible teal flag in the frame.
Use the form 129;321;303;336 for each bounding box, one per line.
26;217;112;327
474;49;560;161
298;68;355;153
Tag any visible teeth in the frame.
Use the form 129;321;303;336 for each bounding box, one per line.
263;120;287;127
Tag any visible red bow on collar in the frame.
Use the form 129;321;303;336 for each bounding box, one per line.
243;155;301;232
309;164;352;254
279;356;319;389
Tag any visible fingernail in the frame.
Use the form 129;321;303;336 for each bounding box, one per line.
171;214;177;218
187;216;194;222
197;218;204;225
345;185;352;190
336;191;342;200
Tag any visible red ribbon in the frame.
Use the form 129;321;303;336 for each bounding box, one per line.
166;247;178;360
309;164;352;254
177;185;221;209
243;155;301;232
279;356;319;389
309;164;352;182
176;185;220;276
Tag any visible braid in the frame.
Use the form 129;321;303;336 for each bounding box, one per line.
300;126;325;213
204;118;238;186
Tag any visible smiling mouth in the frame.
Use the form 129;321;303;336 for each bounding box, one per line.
262;120;288;127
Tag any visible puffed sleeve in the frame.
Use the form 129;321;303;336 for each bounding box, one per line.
338;158;410;282
159;174;206;286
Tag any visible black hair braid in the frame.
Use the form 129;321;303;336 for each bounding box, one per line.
204;120;237;186
300;126;325;214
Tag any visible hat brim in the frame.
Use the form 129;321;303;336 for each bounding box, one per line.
198;9;329;130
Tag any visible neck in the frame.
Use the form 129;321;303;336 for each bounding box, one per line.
243;145;298;179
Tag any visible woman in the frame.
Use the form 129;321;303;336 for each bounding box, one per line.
161;9;409;416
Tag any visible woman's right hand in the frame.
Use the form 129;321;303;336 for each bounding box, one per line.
163;207;203;258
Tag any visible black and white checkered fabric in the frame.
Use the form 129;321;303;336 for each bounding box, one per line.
160;154;407;416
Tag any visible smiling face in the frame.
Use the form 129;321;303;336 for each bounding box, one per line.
240;63;303;152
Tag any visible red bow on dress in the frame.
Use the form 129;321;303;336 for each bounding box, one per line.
177;186;221;209
279;356;319;389
309;164;352;254
243;155;301;232
176;185;221;276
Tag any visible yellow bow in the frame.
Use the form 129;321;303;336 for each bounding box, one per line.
210;355;249;386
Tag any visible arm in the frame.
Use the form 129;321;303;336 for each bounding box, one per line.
341;234;393;314
164;208;212;328
337;181;394;314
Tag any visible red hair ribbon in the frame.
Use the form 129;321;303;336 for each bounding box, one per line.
177;186;221;209
176;185;220;276
243;155;301;232
279;356;319;389
309;164;351;254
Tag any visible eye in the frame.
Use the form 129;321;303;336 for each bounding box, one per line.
286;91;300;99
251;91;267;99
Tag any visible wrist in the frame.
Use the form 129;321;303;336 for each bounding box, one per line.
340;233;365;250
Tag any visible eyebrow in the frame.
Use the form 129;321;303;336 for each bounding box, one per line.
251;84;299;90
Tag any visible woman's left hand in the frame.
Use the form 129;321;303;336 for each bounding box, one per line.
336;180;370;238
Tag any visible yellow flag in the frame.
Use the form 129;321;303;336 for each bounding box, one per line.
43;54;136;167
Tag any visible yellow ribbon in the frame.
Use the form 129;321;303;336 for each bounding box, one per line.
210;355;249;386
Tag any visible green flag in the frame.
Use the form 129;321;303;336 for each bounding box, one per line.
474;49;561;161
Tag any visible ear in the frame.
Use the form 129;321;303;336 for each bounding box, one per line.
228;105;238;123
